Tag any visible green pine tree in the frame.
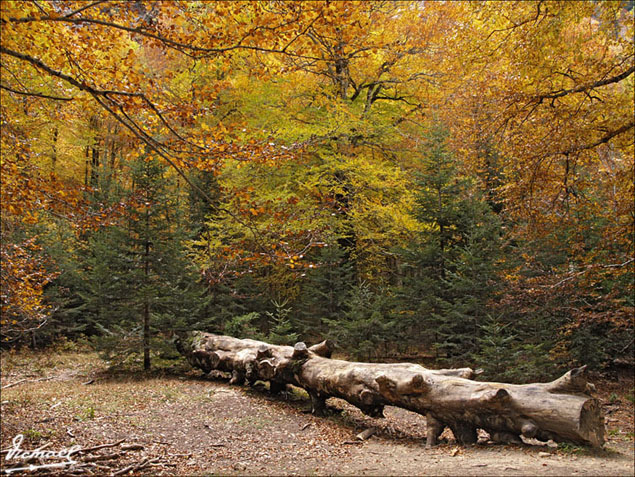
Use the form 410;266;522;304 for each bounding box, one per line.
265;299;299;345
324;282;395;361
67;155;209;369
395;124;504;364
296;245;355;339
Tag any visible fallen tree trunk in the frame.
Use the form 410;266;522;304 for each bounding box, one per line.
176;331;604;447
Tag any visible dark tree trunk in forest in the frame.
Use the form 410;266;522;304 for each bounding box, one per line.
143;210;151;371
51;127;58;173
84;146;90;187
90;145;100;187
176;332;605;448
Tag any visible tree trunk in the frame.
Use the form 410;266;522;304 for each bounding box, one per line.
176;332;604;448
51;126;58;174
143;210;151;371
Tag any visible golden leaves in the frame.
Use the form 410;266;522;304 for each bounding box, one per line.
0;238;58;341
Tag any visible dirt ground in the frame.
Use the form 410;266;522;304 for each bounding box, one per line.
1;350;633;476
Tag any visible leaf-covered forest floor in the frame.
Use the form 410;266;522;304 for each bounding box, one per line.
1;349;633;476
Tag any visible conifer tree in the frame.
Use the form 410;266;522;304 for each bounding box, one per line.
396;125;504;364
59;155;209;369
296;245;355;339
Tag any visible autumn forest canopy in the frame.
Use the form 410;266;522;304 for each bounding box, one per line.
0;0;633;379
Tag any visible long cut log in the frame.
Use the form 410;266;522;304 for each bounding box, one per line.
176;331;604;447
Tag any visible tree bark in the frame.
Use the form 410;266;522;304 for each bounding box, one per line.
176;331;604;448
142;209;151;371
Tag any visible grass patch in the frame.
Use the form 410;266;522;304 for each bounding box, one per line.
194;389;217;403
229;415;275;429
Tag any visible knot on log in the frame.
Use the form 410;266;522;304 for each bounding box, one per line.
410;374;427;393
257;359;276;380
485;388;511;404
521;420;538;438
376;373;428;399
375;374;397;399
359;389;375;405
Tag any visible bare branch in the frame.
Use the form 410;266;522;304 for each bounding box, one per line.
558;121;635;156
63;1;110;18
537;64;635;101
0;83;74;101
4;15;324;61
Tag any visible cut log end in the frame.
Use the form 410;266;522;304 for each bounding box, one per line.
580;399;605;447
292;342;309;360
308;340;334;358
256;345;272;360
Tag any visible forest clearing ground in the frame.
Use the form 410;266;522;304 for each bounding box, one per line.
1;350;633;476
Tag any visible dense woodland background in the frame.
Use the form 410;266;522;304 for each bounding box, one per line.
1;1;633;381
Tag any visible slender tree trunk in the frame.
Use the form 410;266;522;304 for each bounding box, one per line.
90;144;100;187
51;127;58;174
143;209;151;371
84;146;90;187
437;186;445;277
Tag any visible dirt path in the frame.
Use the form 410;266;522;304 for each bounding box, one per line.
1;353;633;475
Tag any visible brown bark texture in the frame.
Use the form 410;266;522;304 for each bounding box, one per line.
175;331;604;447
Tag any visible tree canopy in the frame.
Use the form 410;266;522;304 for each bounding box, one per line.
1;1;633;375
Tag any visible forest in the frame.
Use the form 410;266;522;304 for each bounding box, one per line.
1;1;634;381
1;1;634;475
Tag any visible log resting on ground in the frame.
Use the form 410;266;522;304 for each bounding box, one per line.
175;331;604;447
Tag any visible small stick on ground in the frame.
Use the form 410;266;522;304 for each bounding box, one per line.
356;427;377;441
82;452;125;462
78;439;125;453
1;379;28;389
121;444;144;451
2;376;56;389
113;457;160;476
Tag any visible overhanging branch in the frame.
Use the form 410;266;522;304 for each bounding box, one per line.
0;83;74;101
